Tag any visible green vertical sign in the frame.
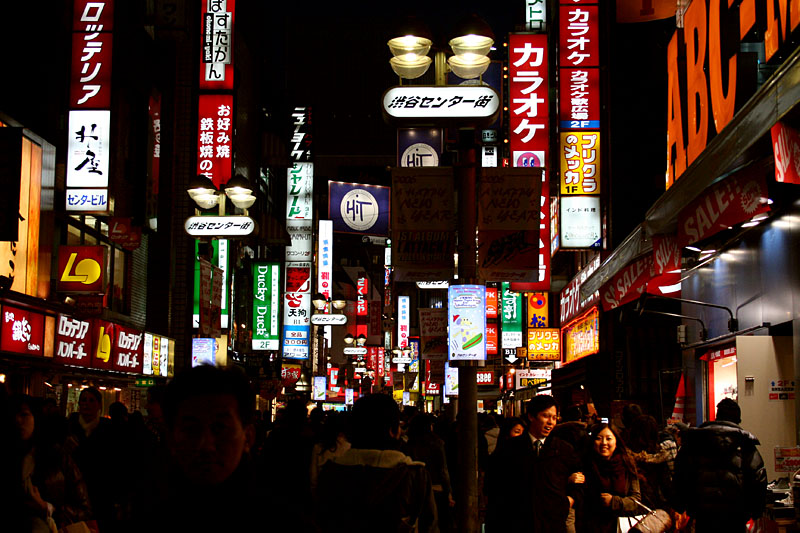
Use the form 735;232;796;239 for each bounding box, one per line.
193;239;231;329
252;262;281;351
501;282;523;349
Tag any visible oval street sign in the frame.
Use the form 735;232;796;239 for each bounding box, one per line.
382;85;500;126
343;347;368;356
185;216;256;237
311;314;348;326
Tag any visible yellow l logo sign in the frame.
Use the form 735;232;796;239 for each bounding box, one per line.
60;253;102;285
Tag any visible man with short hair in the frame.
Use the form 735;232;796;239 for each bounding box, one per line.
141;364;264;531
486;395;584;532
672;398;766;532
315;393;438;532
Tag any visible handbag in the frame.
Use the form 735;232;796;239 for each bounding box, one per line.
629;501;672;533
618;514;646;533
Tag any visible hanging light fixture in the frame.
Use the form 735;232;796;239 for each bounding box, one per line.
387;17;433;80
447;13;494;80
224;174;257;209
187;175;220;209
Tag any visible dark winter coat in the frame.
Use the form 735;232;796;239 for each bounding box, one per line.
486;434;583;533
582;453;642;533
316;448;439;533
671;420;767;525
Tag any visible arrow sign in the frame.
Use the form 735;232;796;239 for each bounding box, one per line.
503;348;518;363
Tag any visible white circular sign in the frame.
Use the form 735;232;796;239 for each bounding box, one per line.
401;143;440;167
340;189;380;232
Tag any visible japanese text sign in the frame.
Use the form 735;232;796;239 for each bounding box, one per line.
527;293;548;328
501;282;523;349
560;196;602;248
317;220;333;301
252;262;280;351
66;189;109;212
357;276;369;316
477;168;543;282
398;296;410;349
382;86;499;123
113;324;143;374
285;220;313;261
486;288;498;319
527;328;561;361
67;110;111;188
197;94;233;188
517;368;551;390
290;106;312;162
287;163;314;219
559;5;599;67
71;1;114;109
283;262;311;360
419;308;447;361
57;246;106;293
560;132;601;195
559;68;600;130
560;253;600;323
329;182;390;236
55;315;92;367
200;0;235;90
563;306;599;364
509;34;550;158
184;216;255;237
448;285;487;361
391;168;455;282
1;305;45;357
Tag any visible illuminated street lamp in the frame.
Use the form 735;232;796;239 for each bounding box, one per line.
224;174;257;209
187;175;220;209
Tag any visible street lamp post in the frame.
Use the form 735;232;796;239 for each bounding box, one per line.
387;15;493;532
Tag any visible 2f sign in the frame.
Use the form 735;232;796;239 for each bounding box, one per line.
57;246;106;293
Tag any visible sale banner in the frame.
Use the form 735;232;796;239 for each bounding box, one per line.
478;168;543;282
677;171;770;247
652;234;681;276
771;121;800;185
391;168;455;281
600;255;654;311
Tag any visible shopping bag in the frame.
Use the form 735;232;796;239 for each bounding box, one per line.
618;514;646;533
629;501;671;533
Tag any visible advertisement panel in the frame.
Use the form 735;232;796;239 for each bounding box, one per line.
560;253;601;324
67;110;111;188
516;368;551;389
501;283;523;349
313;376;327;401
527;328;561;361
445;363;459;396
448;285;487;361
1;305;45;357
418;308;447;361
55;315;92;367
192;338;216;367
398;296;410;349
561;196;602;248
563;306;600;364
290;106;312;162
486;324;498;355
113;325;143;374
486;288;498;319
398;128;443;167
527;292;548;328
478;168;543;282
328;182;390;236
252;262;280;351
560;132;600;195
70;32;113;110
196;94;233;188
287;163;314;219
391;168;455;282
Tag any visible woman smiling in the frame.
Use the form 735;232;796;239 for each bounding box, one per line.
582;423;642;533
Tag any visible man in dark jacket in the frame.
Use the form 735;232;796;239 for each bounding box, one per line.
486;395;583;533
672;398;767;532
316;393;438;532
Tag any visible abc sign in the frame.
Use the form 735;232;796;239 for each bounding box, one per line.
57;246;106;293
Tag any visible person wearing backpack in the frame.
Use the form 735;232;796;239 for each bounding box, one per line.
671;398;766;532
316;393;438;532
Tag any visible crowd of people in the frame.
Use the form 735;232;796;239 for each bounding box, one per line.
1;364;767;532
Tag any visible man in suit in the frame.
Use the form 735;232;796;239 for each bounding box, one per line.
486;395;584;533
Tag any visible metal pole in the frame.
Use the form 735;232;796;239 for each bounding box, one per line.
455;135;480;532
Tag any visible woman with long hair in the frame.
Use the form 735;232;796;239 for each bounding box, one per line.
582;423;642;533
11;395;92;532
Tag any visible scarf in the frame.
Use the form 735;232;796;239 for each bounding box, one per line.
592;453;628;495
79;414;99;437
